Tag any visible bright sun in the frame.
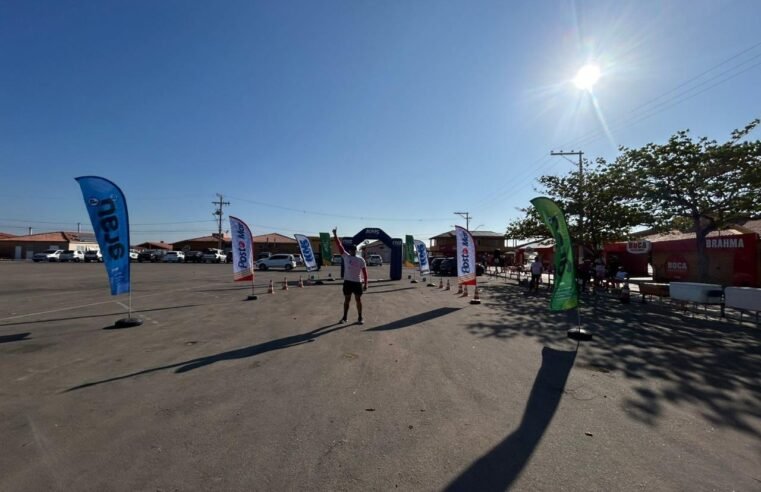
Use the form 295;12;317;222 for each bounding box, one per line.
573;64;601;91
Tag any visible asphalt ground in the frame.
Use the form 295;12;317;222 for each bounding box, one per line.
1;262;760;491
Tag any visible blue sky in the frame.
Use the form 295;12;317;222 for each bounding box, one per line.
1;0;759;244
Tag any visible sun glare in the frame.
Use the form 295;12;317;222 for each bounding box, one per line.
573;64;601;91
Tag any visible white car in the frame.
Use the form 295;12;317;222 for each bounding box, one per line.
59;250;85;262
33;249;63;262
129;249;139;261
163;251;185;263
367;254;383;266
84;250;103;262
257;254;296;271
202;248;227;263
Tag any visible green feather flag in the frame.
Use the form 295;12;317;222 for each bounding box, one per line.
530;197;579;311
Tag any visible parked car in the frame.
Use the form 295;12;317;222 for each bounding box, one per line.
184;251;204;263
129;249;139;261
294;254;304;266
367;254;383;266
202;248;226;263
33;249;63;262
257;252;272;260
59;250;85;262
84;250;103;262
430;257;446;273
331;254;343;265
163;251;185;263
439;258;485;276
138;250;165;263
256;254;296;271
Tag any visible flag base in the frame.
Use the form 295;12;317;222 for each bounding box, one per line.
567;328;593;341
114;317;143;328
469;299;481;305
247;295;258;300
411;279;418;284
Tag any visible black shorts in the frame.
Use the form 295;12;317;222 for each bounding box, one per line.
343;280;363;297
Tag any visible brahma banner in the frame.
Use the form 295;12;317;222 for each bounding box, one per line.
75;176;131;296
295;234;318;271
414;239;430;275
229;216;254;281
455;226;477;285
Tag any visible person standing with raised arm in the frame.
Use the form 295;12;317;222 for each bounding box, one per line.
333;227;368;324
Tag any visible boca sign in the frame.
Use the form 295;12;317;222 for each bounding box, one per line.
626;240;651;254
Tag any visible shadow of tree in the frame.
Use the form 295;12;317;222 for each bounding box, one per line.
471;282;761;437
65;323;345;392
445;347;577;491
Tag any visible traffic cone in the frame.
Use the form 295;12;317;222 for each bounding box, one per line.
470;285;482;305
328;272;334;281
298;276;304;288
461;284;469;297
439;278;444;289
445;279;451;291
456;283;463;295
267;280;275;294
282;277;288;290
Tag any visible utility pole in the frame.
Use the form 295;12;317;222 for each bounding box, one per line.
454;211;472;231
212;193;231;250
550;150;584;261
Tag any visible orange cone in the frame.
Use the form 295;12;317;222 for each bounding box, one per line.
445;279;451;291
267;280;275;294
456;283;463;295
439;278;444;289
470;285;482;304
282;277;288;290
298;276;304;288
461;284;469;297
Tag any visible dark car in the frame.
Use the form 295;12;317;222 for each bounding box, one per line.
439;258;485;276
430;257;446;273
138;250;165;263
184;251;204;263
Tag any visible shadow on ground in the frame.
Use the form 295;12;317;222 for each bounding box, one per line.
364;307;461;332
471;281;761;438
445;347;577;491
65;323;346;392
0;332;30;344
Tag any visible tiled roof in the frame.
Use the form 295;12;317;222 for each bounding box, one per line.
641;228;745;242
735;219;761;236
0;232;16;239
0;231;97;243
430;230;504;239
135;241;173;250
252;233;297;244
175;235;231;243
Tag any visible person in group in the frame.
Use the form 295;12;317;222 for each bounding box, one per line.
614;265;629;288
594;259;607;290
529;256;543;292
333;227;368;324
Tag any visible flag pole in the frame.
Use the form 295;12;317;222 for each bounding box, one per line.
247;267;258;300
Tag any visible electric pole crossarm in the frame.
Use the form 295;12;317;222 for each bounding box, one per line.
212;193;231;250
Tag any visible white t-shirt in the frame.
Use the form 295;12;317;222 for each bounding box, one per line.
531;261;543;275
342;253;366;282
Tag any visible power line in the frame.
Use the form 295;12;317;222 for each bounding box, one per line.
474;40;761;215
228;195;453;222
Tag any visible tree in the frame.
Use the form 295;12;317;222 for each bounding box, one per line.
506;159;652;251
616;120;761;281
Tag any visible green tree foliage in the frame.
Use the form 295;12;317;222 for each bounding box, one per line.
506;159;651;249
615;120;761;281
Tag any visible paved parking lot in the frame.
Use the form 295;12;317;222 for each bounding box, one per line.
1;262;760;491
